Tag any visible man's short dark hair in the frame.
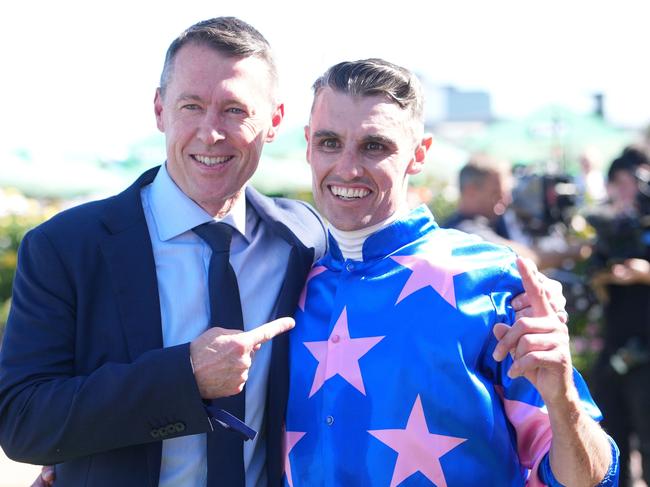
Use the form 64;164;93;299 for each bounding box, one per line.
607;146;649;182
159;17;278;98
311;58;424;132
459;153;508;192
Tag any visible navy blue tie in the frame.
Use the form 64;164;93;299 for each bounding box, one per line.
193;221;245;487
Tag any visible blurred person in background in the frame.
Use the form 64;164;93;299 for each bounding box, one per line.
442;154;515;244
443;154;589;272
589;146;650;487
575;147;608;208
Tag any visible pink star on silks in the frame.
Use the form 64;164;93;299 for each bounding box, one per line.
391;240;489;308
369;395;467;487
303;307;384;397
283;428;306;487
298;266;327;311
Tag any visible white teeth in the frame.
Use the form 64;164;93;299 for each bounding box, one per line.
194;155;231;166
330;185;370;199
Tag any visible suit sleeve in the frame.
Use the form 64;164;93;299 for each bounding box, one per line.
0;228;211;464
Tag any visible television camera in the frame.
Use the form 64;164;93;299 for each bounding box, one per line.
510;173;579;237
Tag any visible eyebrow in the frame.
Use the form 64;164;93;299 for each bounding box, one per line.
361;134;397;147
176;93;204;103
313;130;339;139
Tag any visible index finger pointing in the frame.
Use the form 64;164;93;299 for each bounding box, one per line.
517;257;554;316
245;317;296;347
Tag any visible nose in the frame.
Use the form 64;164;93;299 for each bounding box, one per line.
197;110;225;145
332;147;363;180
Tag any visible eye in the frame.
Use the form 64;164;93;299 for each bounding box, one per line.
319;138;341;150
181;103;201;111
364;141;385;151
226;107;246;115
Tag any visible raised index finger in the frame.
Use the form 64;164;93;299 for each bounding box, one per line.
517;257;554;317
244;317;296;347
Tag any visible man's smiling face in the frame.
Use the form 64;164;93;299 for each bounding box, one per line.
154;42;283;216
305;86;426;231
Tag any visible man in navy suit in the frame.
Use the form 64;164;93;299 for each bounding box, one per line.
0;17;326;487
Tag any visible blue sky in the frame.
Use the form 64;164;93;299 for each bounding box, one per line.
1;0;648;167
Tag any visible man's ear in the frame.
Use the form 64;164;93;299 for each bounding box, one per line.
304;125;311;164
407;134;433;175
154;88;165;132
265;103;285;142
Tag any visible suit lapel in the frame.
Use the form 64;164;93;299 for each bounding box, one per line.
99;166;163;361
100;223;163;360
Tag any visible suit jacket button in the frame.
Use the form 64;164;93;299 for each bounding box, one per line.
174;422;186;433
151;429;160;439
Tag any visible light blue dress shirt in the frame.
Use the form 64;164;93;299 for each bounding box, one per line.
141;164;291;487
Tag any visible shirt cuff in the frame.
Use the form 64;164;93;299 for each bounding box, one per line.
538;434;620;486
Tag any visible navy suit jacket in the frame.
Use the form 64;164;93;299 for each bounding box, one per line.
0;166;326;486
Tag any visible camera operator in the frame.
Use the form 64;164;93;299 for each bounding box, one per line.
443;154;588;271
589;146;650;487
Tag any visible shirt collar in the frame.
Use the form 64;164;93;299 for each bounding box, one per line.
327;205;438;263
327;210;402;261
148;163;249;242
